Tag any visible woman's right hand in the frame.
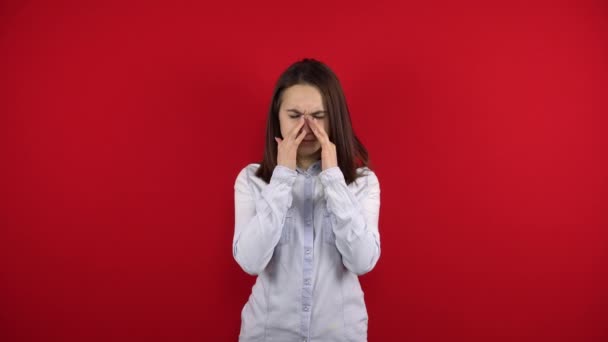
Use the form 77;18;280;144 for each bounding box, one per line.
275;117;308;170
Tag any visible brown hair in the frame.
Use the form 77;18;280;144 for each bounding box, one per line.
255;58;370;185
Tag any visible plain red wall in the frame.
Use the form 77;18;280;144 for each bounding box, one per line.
1;0;607;341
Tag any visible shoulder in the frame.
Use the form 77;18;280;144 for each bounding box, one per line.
238;163;260;177
352;166;380;189
356;166;379;182
234;163;265;192
235;163;260;182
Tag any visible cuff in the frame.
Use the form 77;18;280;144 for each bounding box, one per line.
270;165;297;186
319;166;345;187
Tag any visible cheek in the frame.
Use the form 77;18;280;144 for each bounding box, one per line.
279;120;291;137
282;121;301;138
323;122;330;134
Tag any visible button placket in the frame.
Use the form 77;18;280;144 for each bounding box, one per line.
300;176;314;341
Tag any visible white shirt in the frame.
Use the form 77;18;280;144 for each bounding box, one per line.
233;160;381;342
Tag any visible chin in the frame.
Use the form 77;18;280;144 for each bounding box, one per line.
298;143;321;156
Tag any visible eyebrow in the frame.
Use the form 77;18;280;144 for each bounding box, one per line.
286;109;327;115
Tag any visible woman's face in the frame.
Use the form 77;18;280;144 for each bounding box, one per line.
278;84;330;162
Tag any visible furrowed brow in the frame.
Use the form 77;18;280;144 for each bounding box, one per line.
286;109;326;115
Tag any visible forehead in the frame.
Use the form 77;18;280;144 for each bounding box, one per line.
280;84;324;111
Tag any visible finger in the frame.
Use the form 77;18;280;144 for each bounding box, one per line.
289;117;307;140
308;118;329;144
294;126;307;145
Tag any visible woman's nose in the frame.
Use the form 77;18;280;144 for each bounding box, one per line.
302;116;311;130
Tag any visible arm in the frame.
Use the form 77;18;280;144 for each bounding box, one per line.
232;165;297;275
319;167;381;275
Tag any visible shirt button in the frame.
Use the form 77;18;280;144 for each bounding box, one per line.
303;305;310;312
304;279;311;285
305;248;311;255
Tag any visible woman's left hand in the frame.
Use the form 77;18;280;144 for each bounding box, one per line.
305;116;338;171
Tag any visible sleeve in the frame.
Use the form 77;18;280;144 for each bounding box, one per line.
319;167;381;275
232;165;297;275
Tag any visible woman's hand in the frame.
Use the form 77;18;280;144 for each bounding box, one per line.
305;116;338;171
275;117;307;170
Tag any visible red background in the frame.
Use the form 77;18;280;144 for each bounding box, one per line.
1;0;607;341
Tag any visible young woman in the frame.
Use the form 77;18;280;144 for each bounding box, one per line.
233;58;381;342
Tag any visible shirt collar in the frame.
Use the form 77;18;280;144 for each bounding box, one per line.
296;159;322;176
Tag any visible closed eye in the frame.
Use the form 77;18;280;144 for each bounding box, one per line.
286;109;326;118
289;114;325;119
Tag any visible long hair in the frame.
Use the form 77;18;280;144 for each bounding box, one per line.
255;58;370;185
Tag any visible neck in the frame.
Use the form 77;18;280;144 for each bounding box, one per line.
297;154;320;170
